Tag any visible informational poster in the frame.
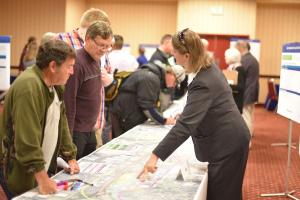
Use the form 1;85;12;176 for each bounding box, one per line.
230;38;261;62
0;36;11;90
277;42;300;124
139;44;159;61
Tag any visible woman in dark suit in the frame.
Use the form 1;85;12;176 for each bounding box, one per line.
138;29;250;200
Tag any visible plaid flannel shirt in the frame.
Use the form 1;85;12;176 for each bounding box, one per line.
57;29;105;130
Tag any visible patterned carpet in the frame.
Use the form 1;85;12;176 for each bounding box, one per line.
1;106;300;199
243;106;300;200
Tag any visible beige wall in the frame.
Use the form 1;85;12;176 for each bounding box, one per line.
256;3;300;103
256;3;300;76
65;0;87;32
177;0;256;38
0;0;177;65
0;0;66;66
86;0;177;56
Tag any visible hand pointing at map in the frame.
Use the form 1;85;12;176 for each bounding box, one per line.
138;153;159;181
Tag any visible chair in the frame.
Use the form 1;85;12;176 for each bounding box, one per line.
264;78;278;111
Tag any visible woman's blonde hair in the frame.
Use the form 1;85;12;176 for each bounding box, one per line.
172;29;211;73
80;8;110;28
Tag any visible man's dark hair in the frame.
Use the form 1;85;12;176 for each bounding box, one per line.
113;35;124;49
160;34;172;44
36;40;76;70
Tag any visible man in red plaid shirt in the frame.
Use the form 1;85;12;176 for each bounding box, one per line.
57;8;113;147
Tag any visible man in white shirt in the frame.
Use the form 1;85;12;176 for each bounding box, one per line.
108;35;138;73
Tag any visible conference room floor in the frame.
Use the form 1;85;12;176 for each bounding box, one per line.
0;105;300;200
243;106;300;199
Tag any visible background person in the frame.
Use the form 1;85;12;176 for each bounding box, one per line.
22;40;38;69
224;47;246;114
137;45;148;66
110;62;185;138
18;36;37;72
235;40;259;137
149;34;175;111
107;34;139;73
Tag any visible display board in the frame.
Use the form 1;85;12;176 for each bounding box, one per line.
0;36;11;90
277;42;300;124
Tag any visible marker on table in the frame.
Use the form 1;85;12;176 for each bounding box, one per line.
56;180;68;190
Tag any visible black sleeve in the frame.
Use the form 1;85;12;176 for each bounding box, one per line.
230;67;245;93
153;81;213;161
143;108;166;124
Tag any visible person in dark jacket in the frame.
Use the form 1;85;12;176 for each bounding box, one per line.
149;34;174;111
236;41;259;137
110;62;185;138
149;34;173;67
139;29;250;200
224;47;246;113
149;34;188;111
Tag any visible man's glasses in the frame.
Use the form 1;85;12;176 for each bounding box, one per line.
178;28;189;45
93;38;112;51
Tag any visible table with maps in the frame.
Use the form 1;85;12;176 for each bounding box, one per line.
13;98;208;200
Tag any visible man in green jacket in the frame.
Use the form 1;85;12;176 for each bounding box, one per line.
0;40;80;198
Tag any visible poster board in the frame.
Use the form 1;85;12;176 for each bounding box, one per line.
277;42;300;124
230;38;261;62
0;36;11;91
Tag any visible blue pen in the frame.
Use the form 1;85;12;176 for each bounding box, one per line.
71;181;82;191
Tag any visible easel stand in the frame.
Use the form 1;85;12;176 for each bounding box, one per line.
271;143;297;149
260;120;299;200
